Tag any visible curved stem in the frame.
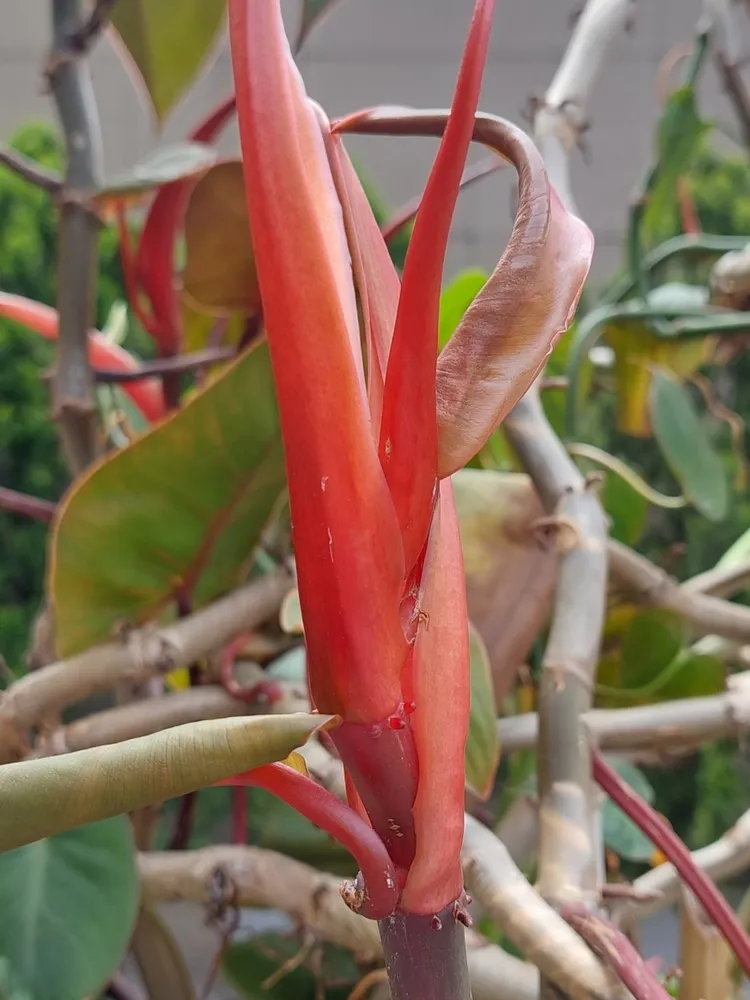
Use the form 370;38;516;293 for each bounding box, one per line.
218;762;399;918
593;752;750;976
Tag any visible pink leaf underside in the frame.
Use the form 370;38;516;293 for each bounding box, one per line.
400;478;470;914
0;292;165;422
376;0;495;575
228;0;407;723
135;94;238;353
219;762;399;917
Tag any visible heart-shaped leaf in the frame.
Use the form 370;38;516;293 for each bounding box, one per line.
466;623;500;800
0;818;139;1000
97;144;218;201
183;161;261;316
111;0;226;123
650;366;728;521
51;340;286;657
0;713;331;853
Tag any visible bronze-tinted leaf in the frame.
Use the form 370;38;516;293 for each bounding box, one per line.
183;161;261;316
452;468;558;706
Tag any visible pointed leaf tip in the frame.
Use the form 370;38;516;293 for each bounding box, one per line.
379;0;495;572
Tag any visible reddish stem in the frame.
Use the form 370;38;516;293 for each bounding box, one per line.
0;487;56;523
231;786;247;845
219;632;282;704
593;752;750;976
562;904;670;1000
114;203;156;339
378;905;471;1000
381;153;504;243
218;763;399;918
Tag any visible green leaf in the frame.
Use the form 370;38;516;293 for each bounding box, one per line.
650;366;728;521
224;934;357;1000
52;341;286;657
295;1;345;53
0;713;330;853
717;525;750;570
97;143;218;200
642;84;710;237
438;270;487;350
0;818;139;1000
111;1;226;123
601;469;649;547
466;623;500;800
621;609;684;690
655;652;725;700
0;958;33;1000
602;759;655;862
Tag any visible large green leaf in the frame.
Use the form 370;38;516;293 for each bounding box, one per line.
0;713;330;852
111;1;226;123
224;934;358;1000
0;959;32;1000
0;818;138;1000
650;366;728;521
466;623;500;800
438;270;487;350
97;143;218;200
248;788;352;873
51;341;285;657
602;759;655;862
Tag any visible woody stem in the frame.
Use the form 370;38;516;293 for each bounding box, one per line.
378;906;471;1000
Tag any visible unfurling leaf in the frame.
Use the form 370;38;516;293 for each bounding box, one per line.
0;714;332;853
452;468;557;705
0;818;138;1000
51;341;285;657
650;366;728;521
183;161;261;315
111;0;226;123
465;623;500;800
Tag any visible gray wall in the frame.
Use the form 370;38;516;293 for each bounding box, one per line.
0;0;741;281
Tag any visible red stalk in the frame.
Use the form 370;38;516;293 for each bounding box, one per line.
340;0;495;574
219;763;399;918
593;752;750;976
0;487;56;523
563;904;671;1000
231;786;247;845
0;291;165;422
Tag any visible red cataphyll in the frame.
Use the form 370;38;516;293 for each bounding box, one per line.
222;0;593;985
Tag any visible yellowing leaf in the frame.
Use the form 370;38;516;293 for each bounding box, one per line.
183;161;261;316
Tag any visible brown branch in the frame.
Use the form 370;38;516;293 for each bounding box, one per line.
608;539;750;643
497;671;750;756
93;346;237;383
48;0;106;473
593;752;750;976
138;846;540;1000
0;145;62;193
0;568;291;763
504;386;608;911
0;487;56;524
462;817;619;1000
561;905;670;1000
67;0;118;54
32;680;310;757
